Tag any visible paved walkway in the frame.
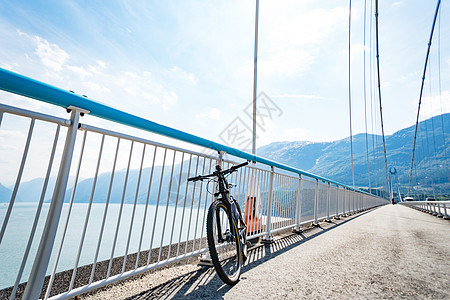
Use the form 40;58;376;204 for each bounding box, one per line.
82;205;450;300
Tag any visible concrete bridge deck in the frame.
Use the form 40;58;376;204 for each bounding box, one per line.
81;205;450;299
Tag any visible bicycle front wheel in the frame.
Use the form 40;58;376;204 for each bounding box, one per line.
207;200;241;285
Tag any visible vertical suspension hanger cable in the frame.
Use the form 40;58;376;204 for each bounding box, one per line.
363;0;372;192
348;0;355;189
408;0;441;196
437;6;450;184
369;0;379;196
375;0;391;198
252;0;259;156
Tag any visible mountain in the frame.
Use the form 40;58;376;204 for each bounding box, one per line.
0;183;12;203
257;113;450;191
1;114;448;203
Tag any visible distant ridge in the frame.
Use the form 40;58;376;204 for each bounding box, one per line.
257;113;450;190
1;114;448;202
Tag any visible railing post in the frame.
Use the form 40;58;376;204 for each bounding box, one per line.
262;166;274;243
313;179;319;226
23;106;86;300
293;175;303;233
335;185;340;219
326;182;331;222
443;204;450;220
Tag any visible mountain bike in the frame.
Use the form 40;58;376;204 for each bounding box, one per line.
188;161;249;285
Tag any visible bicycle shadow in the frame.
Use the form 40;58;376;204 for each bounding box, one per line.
124;209;375;300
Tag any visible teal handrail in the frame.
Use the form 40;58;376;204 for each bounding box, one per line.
0;67;374;194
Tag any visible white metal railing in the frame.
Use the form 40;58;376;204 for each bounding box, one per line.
0;68;388;299
400;200;450;219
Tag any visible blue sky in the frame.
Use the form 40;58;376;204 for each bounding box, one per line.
0;0;449;150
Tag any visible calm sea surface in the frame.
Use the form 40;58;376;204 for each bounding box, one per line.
0;202;206;289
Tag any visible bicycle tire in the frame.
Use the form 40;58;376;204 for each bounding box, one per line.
206;200;241;285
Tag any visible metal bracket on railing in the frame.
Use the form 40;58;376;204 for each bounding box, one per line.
66;105;90;116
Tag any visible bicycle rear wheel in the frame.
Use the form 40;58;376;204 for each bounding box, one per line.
206;200;241;285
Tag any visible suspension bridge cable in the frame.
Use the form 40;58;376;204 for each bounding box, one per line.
363;0;372;192
348;0;355;189
408;0;441;196
369;0;379;196
375;0;391;198
437;7;450;184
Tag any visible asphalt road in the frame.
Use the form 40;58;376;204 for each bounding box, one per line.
82;204;450;300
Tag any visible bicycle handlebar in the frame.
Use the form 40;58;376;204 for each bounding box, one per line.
187;161;249;182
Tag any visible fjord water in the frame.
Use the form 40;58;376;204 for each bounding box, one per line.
0;202;206;289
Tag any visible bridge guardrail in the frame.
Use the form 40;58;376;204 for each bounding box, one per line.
400;201;450;219
0;68;388;299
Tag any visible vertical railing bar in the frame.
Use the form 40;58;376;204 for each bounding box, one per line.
158;150;177;262
290;177;295;225
44;129;87;300
313;179;319;225
146;147;167;266
326;182;331;221
25;108;82;300
279;175;286;228
284;176;290;226
10;124;60;300
107;140;135;278
184;156;200;254
0;118;35;244
199;159;214;251
136;146;157;270
249;168;258;235
168;152;185;259
258;170;266;234
248;167;255;234
237;164;245;208
90;138;121;283
0;111;3;127
176;154;192;258
122;143;146;273
271;174;278;230
69;134;105;291
192;157;207;251
294;174;302;232
256;169;264;234
335;186;339;218
264;170;270;233
263;166;274;242
275;174;281;230
245;165;252;226
279;175;285;228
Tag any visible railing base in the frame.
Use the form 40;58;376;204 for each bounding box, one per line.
261;236;274;244
198;254;213;267
443;215;450;220
292;228;303;234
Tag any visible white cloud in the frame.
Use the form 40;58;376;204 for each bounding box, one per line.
125;71;139;78
84;81;111;93
421;90;450;117
67;65;92;77
170;66;199;83
34;36;69;71
284;128;310;141
391;2;403;7
196;108;221;120
273;94;331;101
